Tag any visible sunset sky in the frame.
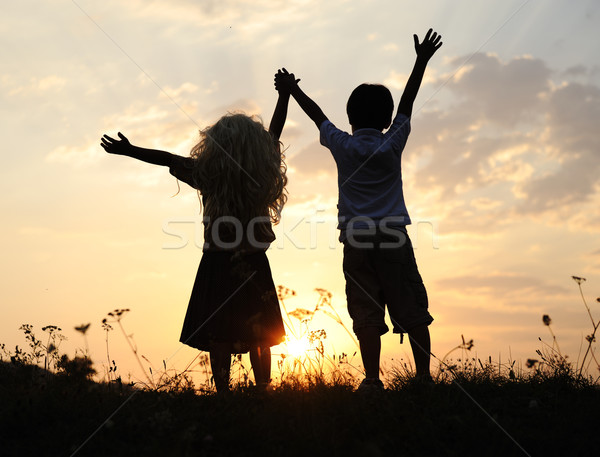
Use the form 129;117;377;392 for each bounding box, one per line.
2;0;599;383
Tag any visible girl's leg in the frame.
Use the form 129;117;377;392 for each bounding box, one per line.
209;343;231;392
249;345;271;386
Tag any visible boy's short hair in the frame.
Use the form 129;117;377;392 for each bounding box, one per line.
346;84;394;131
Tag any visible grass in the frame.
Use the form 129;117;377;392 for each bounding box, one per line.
1;358;598;457
1;277;599;456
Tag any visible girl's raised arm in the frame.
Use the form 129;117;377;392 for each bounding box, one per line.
101;132;174;167
269;91;290;142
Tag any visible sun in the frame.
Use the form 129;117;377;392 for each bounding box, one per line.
285;336;311;358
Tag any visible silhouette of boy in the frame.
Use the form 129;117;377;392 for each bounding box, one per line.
276;29;442;388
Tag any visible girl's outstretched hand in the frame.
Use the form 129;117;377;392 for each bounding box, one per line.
414;28;442;61
101;132;132;155
274;68;300;94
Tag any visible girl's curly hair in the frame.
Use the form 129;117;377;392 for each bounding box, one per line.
191;113;287;225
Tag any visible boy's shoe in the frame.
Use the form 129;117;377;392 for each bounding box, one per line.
356;377;385;393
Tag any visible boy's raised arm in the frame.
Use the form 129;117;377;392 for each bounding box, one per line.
275;68;328;130
101;132;175;167
397;28;442;118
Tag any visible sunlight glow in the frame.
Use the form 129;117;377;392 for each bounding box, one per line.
285;336;311;358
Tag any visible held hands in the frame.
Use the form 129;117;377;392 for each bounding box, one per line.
413;28;443;61
274;68;300;95
101;132;132;155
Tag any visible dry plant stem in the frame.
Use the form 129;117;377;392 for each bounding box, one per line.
104;330;112;381
547;325;562;355
44;333;51;371
279;297;298;340
181;352;201;375
577;282;600;377
83;336;90;359
323;300;359;348
440;345;462;366
538;338;563;358
578;281;596;326
116;319;155;388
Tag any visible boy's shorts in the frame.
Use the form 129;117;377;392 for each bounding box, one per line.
342;229;433;337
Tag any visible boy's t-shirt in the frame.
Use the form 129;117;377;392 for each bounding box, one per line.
320;112;412;241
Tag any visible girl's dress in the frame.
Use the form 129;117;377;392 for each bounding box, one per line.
170;157;286;353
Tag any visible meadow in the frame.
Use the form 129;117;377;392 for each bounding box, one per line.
1;277;598;457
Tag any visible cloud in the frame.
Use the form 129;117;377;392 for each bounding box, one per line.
401;53;600;234
46;141;103;167
112;0;316;40
516;82;600;214
279;141;339;207
205;98;262;121
383;71;409;91
288;141;336;177
159;82;199;100
4;75;66;97
442;53;551;127
436;272;570;299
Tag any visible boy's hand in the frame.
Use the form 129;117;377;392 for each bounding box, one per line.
274;68;300;95
101;132;132;155
413;28;442;61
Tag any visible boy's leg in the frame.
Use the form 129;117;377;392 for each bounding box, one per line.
249;345;271;386
209;343;231;392
408;325;431;378
377;231;433;380
357;326;382;379
343;240;386;381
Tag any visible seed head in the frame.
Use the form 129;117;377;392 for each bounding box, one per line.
526;359;538;368
75;323;91;335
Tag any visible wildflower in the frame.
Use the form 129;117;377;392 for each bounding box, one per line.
19;324;33;334
526;359;538;368
315;288;332;299
75;323;91;335
542;314;552;326
276;285;296;301
288;308;314;320
308;329;327;343
460;335;474;350
42;325;61;333
571;276;586;284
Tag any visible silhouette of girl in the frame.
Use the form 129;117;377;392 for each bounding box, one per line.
101;86;291;392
